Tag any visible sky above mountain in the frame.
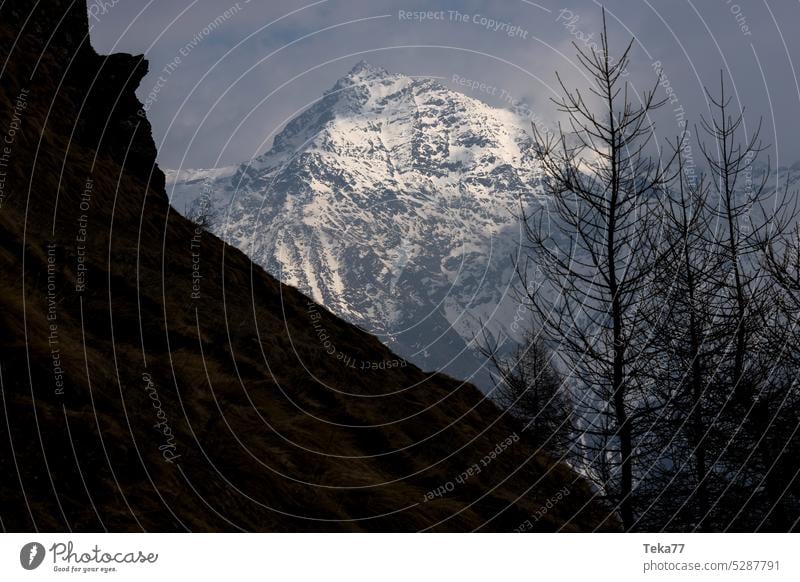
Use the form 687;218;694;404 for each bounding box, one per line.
88;0;800;171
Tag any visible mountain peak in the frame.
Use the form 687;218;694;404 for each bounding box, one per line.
345;59;393;80
174;57;545;389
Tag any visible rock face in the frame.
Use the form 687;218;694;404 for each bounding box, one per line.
1;0;165;194
168;62;543;388
81;52;167;193
0;0;613;532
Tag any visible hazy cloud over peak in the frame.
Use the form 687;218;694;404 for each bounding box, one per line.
88;0;800;171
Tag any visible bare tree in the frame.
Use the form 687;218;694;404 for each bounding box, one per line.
693;76;798;529
636;144;726;530
482;329;573;458
517;10;676;529
696;75;769;399
756;215;800;531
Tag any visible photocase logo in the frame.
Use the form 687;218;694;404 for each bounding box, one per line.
20;542;46;570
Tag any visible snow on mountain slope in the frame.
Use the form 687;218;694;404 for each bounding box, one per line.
164;165;237;214
166;61;545;388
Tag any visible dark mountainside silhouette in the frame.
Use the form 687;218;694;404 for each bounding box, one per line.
0;1;612;531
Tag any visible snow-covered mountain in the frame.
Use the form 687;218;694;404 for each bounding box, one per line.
166;61;546;388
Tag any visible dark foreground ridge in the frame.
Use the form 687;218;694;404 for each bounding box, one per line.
0;0;612;531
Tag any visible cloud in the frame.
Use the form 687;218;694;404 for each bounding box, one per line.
89;0;800;170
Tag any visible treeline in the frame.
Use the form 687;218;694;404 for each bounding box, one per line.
487;12;800;531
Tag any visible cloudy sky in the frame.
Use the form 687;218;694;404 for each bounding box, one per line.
88;0;800;172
